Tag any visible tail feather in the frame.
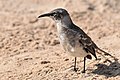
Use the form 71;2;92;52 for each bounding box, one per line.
96;47;118;61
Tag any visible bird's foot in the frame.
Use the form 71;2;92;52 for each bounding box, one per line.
81;70;85;73
74;67;78;72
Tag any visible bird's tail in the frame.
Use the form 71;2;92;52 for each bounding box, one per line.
92;42;117;61
95;46;118;62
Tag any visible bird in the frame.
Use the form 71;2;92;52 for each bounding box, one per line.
38;8;117;73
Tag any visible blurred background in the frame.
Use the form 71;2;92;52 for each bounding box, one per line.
0;0;120;80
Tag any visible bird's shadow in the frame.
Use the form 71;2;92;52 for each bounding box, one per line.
92;60;120;78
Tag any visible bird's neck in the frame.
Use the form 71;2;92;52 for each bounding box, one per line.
62;16;73;27
56;16;74;34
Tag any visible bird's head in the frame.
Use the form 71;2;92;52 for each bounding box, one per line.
38;8;70;23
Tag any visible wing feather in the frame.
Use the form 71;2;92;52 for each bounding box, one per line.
78;33;97;59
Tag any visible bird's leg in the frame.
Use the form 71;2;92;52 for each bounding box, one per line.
82;57;86;73
74;57;77;72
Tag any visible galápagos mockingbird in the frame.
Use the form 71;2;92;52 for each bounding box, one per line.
38;8;117;73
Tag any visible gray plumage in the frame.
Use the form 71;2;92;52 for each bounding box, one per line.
38;8;116;73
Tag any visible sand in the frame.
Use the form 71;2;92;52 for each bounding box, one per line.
0;0;120;80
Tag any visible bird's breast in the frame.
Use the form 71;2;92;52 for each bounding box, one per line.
58;33;88;57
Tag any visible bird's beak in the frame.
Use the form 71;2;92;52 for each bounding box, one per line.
38;12;54;18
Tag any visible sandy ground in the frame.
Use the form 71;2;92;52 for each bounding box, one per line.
0;0;120;80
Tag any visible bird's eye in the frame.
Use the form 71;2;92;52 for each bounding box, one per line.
53;12;62;19
53;13;60;18
53;13;57;17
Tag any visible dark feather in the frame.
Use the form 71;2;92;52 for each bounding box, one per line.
63;23;97;60
86;55;92;59
79;35;97;60
72;24;97;60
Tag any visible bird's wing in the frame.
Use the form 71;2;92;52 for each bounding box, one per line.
78;33;97;59
65;25;97;59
